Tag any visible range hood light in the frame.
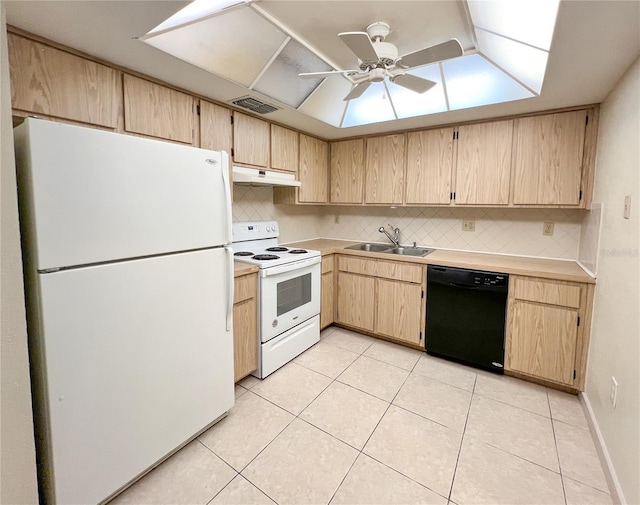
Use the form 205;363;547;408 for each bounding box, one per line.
232;166;301;187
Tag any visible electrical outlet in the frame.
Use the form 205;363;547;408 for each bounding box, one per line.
543;222;554;236
334;214;340;224
624;195;631;219
462;220;475;232
610;377;618;408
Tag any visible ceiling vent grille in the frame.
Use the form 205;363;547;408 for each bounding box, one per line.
231;96;279;114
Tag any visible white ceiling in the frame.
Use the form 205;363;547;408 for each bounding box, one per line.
5;1;640;140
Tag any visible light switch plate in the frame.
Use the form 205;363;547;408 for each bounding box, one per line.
624;195;631;219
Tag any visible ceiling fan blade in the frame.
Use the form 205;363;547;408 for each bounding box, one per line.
343;81;372;101
338;31;379;62
390;74;436;94
398;39;463;69
298;70;345;79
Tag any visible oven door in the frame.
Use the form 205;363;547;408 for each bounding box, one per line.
259;256;321;343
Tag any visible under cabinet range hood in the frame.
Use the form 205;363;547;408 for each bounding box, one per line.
232;166;301;187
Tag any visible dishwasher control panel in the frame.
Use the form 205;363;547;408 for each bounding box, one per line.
472;273;507;287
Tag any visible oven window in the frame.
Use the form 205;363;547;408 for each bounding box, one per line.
277;273;312;316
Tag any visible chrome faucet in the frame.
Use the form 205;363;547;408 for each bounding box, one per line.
378;224;400;247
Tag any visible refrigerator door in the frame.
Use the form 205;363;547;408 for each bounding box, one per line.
14;118;232;271
36;248;234;504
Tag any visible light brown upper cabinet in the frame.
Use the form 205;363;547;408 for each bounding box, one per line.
123;74;194;144
405;128;455;205
8;33;118;128
233;112;270;168
331;139;365;204
511;110;588;206
365;134;405;204
455;120;513;205
271;124;299;174
199;100;232;155
273;134;329;204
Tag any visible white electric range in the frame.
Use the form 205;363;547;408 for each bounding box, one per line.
232;221;321;378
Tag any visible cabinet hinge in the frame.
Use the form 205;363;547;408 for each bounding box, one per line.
586;115;589;125
230;115;234;125
420;331;423;341
573;369;577;380
231;148;235;157
421;289;424;299
577;316;581;326
196;104;201;116
579;190;583;201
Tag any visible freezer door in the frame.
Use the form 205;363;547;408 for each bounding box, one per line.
36;248;234;504
14;118;232;271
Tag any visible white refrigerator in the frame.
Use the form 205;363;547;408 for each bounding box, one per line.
14;118;235;504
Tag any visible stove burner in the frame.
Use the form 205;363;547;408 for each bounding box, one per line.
252;254;280;261
266;247;289;252
234;251;254;257
288;249;308;254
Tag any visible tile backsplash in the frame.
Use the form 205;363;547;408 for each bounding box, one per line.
233;186;584;259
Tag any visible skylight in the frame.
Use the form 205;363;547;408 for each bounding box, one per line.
142;0;560;129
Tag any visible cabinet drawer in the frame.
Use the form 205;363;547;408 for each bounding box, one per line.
322;255;335;274
338;256;376;276
376;260;424;284
234;273;257;304
512;277;581;308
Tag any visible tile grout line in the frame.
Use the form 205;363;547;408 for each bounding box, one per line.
549;388;570;505
446;370;478;502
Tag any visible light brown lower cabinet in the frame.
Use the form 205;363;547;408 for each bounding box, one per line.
320;255;335;329
505;276;594;390
335;256;425;347
233;272;258;382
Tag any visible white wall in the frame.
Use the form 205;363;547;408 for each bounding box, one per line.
586;56;640;504
0;6;39;503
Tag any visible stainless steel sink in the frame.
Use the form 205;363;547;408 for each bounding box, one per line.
386;246;434;257
345;243;392;252
345;243;434;257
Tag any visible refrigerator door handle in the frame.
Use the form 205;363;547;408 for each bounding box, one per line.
221;152;233;244
225;246;234;332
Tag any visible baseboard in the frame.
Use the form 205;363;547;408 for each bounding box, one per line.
580;391;626;504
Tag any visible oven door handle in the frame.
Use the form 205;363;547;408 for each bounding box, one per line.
225;246;234;331
260;256;321;277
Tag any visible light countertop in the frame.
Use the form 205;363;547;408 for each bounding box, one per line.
234;262;259;277
284;238;595;284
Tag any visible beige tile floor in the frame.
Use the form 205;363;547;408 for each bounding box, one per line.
110;326;613;505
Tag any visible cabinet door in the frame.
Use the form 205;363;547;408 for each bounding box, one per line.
9;33;118;128
233;112;270;167
456;120;513;205
375;279;423;345
321;272;334;329
233;273;258;382
123;74;194;144
233;298;258;382
271;124;299;173
512;111;587;205
331;139;365;203
336;272;374;331
509;301;578;385
299;134;329;203
405;128;455;205
365;134;405;204
200;101;232;154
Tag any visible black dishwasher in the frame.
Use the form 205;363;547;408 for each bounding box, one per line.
425;265;509;374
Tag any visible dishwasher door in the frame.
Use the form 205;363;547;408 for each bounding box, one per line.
425;265;509;374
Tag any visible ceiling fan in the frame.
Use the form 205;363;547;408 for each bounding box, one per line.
299;22;463;101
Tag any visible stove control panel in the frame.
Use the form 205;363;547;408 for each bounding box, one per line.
232;220;279;242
